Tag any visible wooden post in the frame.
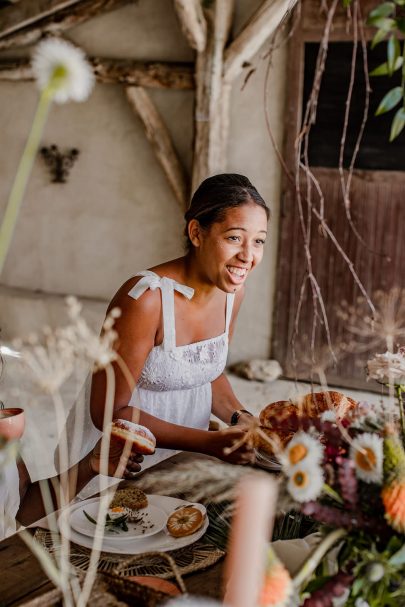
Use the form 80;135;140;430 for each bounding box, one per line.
223;0;298;84
0;0;133;49
173;0;207;53
126;86;189;210
192;0;235;192
0;57;195;89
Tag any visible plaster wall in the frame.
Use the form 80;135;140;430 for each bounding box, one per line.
0;0;287;365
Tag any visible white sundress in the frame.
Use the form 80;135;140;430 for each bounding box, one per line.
57;270;234;475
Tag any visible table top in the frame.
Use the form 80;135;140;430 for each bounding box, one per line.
0;452;226;606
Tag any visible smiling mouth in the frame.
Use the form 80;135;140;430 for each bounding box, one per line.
226;265;248;281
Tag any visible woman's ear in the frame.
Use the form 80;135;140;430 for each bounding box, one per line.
188;219;202;248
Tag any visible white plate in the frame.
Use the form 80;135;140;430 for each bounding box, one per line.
58;495;208;555
70;501;167;540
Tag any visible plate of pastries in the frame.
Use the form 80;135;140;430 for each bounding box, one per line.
255;390;357;470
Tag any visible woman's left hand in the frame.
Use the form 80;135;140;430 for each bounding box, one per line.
89;436;144;479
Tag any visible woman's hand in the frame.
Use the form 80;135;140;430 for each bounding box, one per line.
207;427;255;465
89;436;144;479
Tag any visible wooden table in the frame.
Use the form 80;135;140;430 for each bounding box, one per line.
0;452;226;606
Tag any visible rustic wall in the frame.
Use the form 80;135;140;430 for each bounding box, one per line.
0;0;287;365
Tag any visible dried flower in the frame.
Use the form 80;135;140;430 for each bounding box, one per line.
287;461;324;503
367;350;405;386
32;38;95;103
281;431;324;475
258;547;292;607
350;433;383;484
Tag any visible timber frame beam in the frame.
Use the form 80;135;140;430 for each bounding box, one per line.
0;0;297;210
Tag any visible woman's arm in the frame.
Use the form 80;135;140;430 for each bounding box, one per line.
17;439;143;527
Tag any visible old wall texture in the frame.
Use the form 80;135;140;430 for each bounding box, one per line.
0;0;287;364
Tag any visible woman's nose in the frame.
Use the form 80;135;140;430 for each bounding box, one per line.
237;244;254;263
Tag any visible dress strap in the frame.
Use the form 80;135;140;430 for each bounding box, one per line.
128;270;194;352
225;293;235;334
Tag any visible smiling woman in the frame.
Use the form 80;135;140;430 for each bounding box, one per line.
63;174;270;473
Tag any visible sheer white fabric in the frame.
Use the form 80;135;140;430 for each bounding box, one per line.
56;271;234;477
0;459;20;539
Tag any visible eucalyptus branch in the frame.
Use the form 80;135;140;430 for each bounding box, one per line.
293;528;347;589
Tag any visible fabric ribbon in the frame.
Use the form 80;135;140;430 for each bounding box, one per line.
128;270;194;301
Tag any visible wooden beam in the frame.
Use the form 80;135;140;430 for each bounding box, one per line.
192;0;235;191
125;86;189;210
0;0;82;39
0;57;195;89
223;0;298;83
0;0;133;49
173;0;207;53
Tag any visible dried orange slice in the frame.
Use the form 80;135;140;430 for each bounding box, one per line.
166;506;204;538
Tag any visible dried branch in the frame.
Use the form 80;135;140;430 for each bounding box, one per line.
173;0;207;53
0;0;82;39
125;86;189;210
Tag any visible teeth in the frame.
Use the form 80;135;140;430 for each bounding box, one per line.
227;266;247;277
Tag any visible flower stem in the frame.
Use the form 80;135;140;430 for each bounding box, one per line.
292;528;347;590
0;88;52;274
397;385;405;445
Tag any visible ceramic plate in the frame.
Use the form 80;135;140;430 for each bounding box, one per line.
69;500;167;540
58;495;208;554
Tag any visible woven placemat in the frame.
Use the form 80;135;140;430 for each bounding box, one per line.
34;528;225;579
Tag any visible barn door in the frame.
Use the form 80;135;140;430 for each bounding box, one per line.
272;1;405;390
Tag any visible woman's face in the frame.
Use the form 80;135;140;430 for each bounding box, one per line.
191;202;268;293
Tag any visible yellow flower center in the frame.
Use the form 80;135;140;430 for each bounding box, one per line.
289;444;308;465
50;64;68;90
355;447;376;471
292;470;308;488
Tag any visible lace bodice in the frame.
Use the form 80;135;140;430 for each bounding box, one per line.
128;270;234;392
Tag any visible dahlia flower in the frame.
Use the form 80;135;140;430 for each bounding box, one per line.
258;547;292;607
382;432;405;532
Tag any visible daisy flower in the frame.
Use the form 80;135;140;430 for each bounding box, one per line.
281;431;324;475
32;37;95;103
350;433;383;484
287;461;324;503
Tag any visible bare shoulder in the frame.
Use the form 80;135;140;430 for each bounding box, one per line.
107;275;162;322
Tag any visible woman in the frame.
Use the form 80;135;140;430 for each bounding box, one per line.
63;173;269;472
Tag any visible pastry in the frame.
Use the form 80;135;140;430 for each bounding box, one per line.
109;487;148;511
166;506;205;538
110;419;156;455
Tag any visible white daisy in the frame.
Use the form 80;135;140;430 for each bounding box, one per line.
32;38;95;103
350;432;383;484
287;461;324;503
281;431;324;476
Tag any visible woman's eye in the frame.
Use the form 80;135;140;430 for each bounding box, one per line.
256;239;266;245
227;235;240;242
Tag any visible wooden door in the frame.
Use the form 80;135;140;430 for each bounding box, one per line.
272;0;405;390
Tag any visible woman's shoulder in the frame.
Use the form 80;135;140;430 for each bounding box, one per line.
107;274;162;317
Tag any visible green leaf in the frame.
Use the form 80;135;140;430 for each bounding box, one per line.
83;510;97;525
343;0;352;6
368;2;396;19
352;577;364;596
375;86;403;114
370;56;403;75
367;16;396;30
388;36;401;75
389;542;405;564
396;17;405;32
390;107;405;140
372;28;390;48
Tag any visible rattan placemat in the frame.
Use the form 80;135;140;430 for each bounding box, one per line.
34;528;225;579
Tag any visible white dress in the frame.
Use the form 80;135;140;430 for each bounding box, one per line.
57;270;234;474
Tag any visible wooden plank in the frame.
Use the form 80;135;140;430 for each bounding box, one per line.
224;0;298;84
0;57;195;89
192;0;234;191
126;86;189;210
173;0;207;53
0;0;132;49
0;0;82;39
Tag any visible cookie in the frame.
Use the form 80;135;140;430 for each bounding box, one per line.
166;506;204;538
109;487;148;511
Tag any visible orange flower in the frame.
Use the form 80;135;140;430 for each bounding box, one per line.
258;551;292;607
382;481;405;533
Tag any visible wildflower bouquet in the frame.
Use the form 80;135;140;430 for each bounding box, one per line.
273;393;405;606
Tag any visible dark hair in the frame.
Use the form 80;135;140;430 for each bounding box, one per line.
184;173;270;250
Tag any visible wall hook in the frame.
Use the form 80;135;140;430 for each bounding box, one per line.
40;145;80;183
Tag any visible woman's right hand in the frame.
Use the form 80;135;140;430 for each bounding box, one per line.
207;427;255;465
